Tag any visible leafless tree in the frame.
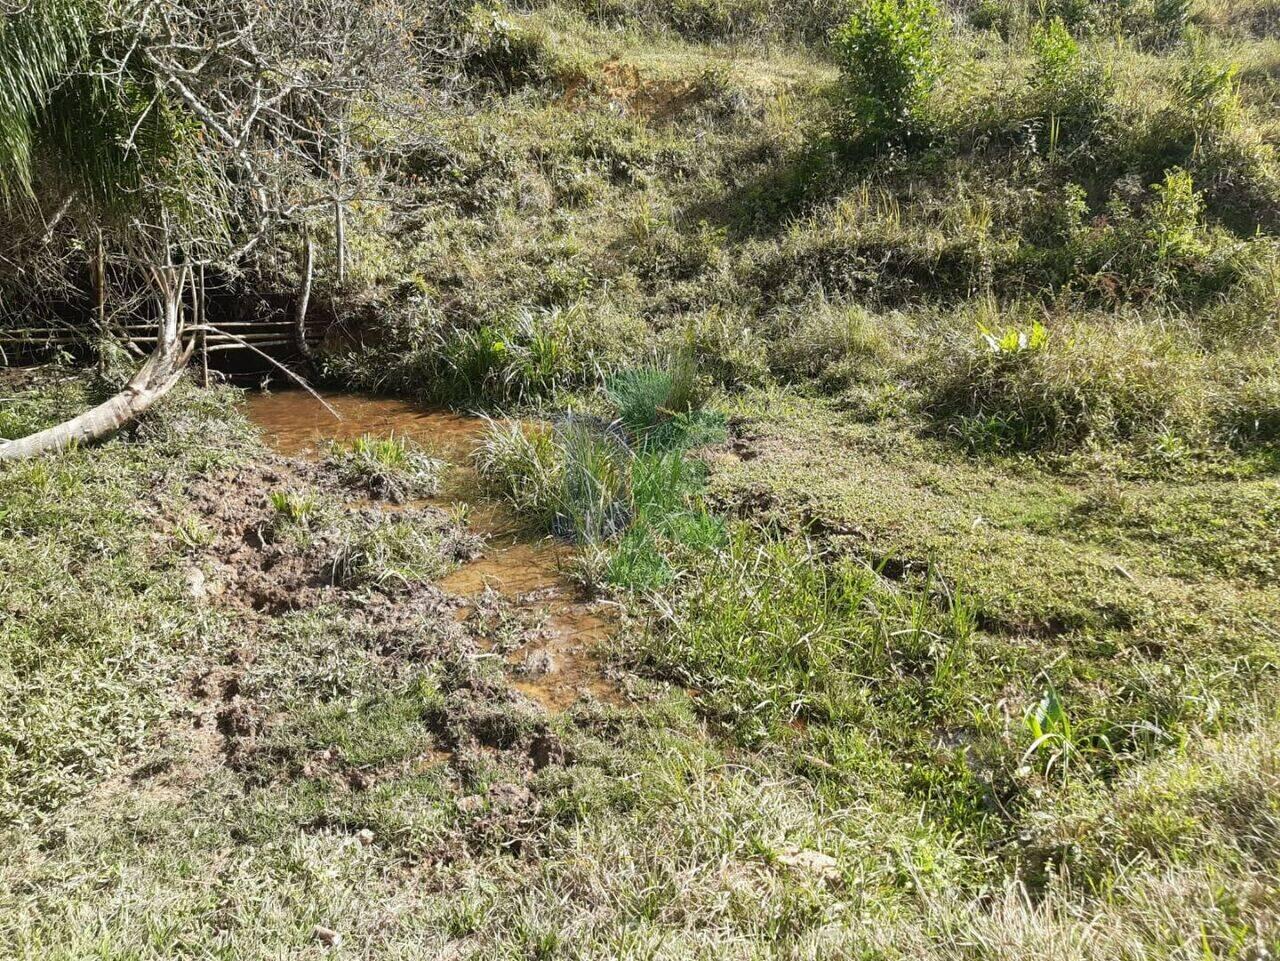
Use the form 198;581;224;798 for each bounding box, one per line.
0;0;464;459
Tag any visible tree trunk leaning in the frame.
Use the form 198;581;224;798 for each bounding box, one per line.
295;230;315;360
0;266;193;461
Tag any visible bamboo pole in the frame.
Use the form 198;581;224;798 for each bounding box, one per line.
198;264;209;387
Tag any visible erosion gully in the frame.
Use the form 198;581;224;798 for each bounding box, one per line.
245;390;617;712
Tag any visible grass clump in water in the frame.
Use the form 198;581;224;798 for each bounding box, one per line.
476;416;633;543
328;433;444;502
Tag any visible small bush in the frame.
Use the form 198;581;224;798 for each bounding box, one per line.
1148;167;1207;262
928;315;1206;452
1026;17;1112;141
833;0;946;148
464;6;559;90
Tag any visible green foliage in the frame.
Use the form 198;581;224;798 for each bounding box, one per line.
636;529;975;743
331;516;459;586
553;418;634;541
1152;0;1192;39
833;0;945;147
332;303;626;407
1027;17;1112;136
978;318;1049;355
269;489;321;529
1174;37;1241;146
606;449;725;591
0;0;186;212
476;417;633;542
1148;167;1206;262
0;0;93;199
1023;682;1085;781
328;434;444;502
930;316;1204;453
464;6;560;89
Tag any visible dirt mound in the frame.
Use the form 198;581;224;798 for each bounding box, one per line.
562;58;711;123
178;458;481;613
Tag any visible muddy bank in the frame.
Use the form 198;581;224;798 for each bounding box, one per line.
240;390;621;713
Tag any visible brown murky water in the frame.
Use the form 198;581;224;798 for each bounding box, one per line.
244;390;617;712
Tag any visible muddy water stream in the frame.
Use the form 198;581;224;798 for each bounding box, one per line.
244;391;616;711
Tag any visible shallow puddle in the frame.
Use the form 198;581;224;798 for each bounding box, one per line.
244;390;618;712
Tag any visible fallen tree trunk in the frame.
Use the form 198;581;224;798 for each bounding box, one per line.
0;348;192;461
0;265;193;462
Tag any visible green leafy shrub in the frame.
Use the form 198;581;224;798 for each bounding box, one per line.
1026;17;1112;140
1148;167;1207;262
833;0;946;148
464;6;559;89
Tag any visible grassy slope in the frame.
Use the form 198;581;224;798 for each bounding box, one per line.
4;1;1280;958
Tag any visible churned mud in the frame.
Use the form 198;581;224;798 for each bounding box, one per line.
243;390;621;713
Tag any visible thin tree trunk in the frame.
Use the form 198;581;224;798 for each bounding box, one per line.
0;265;193;461
333;196;345;287
198;263;209;387
94;231;107;374
295;230;315;360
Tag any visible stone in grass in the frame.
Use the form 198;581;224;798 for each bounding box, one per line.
313;924;342;947
776;846;841;884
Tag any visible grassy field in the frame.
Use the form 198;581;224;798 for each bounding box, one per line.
4;0;1280;956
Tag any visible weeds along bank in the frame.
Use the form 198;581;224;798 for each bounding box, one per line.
3;2;1280;959
322;0;1280;459
4;367;1279;957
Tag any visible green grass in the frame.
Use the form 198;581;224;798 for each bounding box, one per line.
327;434;444;502
4;1;1280;955
5;355;1280;958
0;379;252;825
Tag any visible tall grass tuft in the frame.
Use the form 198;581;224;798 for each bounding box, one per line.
327;434;444;502
476;416;632;543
